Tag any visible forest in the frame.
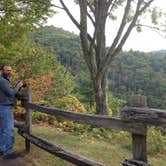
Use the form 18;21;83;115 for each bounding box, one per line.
30;26;166;111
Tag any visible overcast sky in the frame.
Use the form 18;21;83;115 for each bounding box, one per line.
47;0;166;52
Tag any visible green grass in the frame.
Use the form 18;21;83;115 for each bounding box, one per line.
14;125;166;166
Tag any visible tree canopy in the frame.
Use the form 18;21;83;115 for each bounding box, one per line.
0;0;53;46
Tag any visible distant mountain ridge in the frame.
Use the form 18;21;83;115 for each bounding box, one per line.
150;50;166;56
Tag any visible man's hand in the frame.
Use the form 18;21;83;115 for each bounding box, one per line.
17;81;23;89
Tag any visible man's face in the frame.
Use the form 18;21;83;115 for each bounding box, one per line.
1;66;12;79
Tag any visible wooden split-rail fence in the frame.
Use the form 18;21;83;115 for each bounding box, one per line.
14;85;166;166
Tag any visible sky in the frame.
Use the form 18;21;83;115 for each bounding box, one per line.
46;0;166;52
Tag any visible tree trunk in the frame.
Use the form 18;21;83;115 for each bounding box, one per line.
94;72;108;115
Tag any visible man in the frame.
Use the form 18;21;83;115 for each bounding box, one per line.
0;65;23;159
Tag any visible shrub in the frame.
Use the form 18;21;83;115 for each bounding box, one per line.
147;127;166;155
55;95;87;113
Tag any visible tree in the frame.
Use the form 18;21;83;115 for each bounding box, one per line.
12;36;75;102
0;0;53;46
55;0;165;114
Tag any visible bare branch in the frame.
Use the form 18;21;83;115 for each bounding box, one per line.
106;0;132;59
140;0;154;13
87;12;95;26
99;0;156;76
58;0;93;44
87;1;95;13
108;0;118;14
78;0;98;78
136;23;165;37
100;0;132;76
101;0;143;76
112;0;143;56
78;0;97;78
136;23;160;31
106;0;114;10
87;1;96;26
51;4;64;10
115;0;155;54
59;0;81;30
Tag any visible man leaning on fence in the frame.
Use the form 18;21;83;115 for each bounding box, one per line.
0;65;23;159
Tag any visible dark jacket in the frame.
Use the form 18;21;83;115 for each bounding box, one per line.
0;76;19;106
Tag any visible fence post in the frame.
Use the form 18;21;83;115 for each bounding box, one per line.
20;85;32;152
123;95;148;166
131;95;147;163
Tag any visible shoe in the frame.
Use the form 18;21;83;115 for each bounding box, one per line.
3;152;19;159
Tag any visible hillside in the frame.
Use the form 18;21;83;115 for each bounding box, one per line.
30;26;85;74
109;50;166;108
30;26;166;109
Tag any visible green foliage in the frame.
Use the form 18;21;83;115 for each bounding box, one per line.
51;66;75;99
14;106;26;120
55;95;87;113
77;126;166;156
108;92;126;115
32;112;54;124
7;35;76;101
30;26;86;74
109;50;166;109
75;71;94;110
151;7;162;25
147;127;166;155
12;36;58;78
29;95;87;132
0;0;53;46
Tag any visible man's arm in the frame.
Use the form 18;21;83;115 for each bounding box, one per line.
0;78;22;97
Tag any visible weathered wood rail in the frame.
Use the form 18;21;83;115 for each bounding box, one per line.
15;86;166;166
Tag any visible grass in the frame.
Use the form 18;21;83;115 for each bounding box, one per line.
14;124;166;166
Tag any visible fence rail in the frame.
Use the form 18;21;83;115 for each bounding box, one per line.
15;86;166;166
18;130;104;166
22;102;147;135
121;107;166;128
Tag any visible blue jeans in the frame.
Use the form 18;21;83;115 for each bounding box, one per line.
0;105;14;155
